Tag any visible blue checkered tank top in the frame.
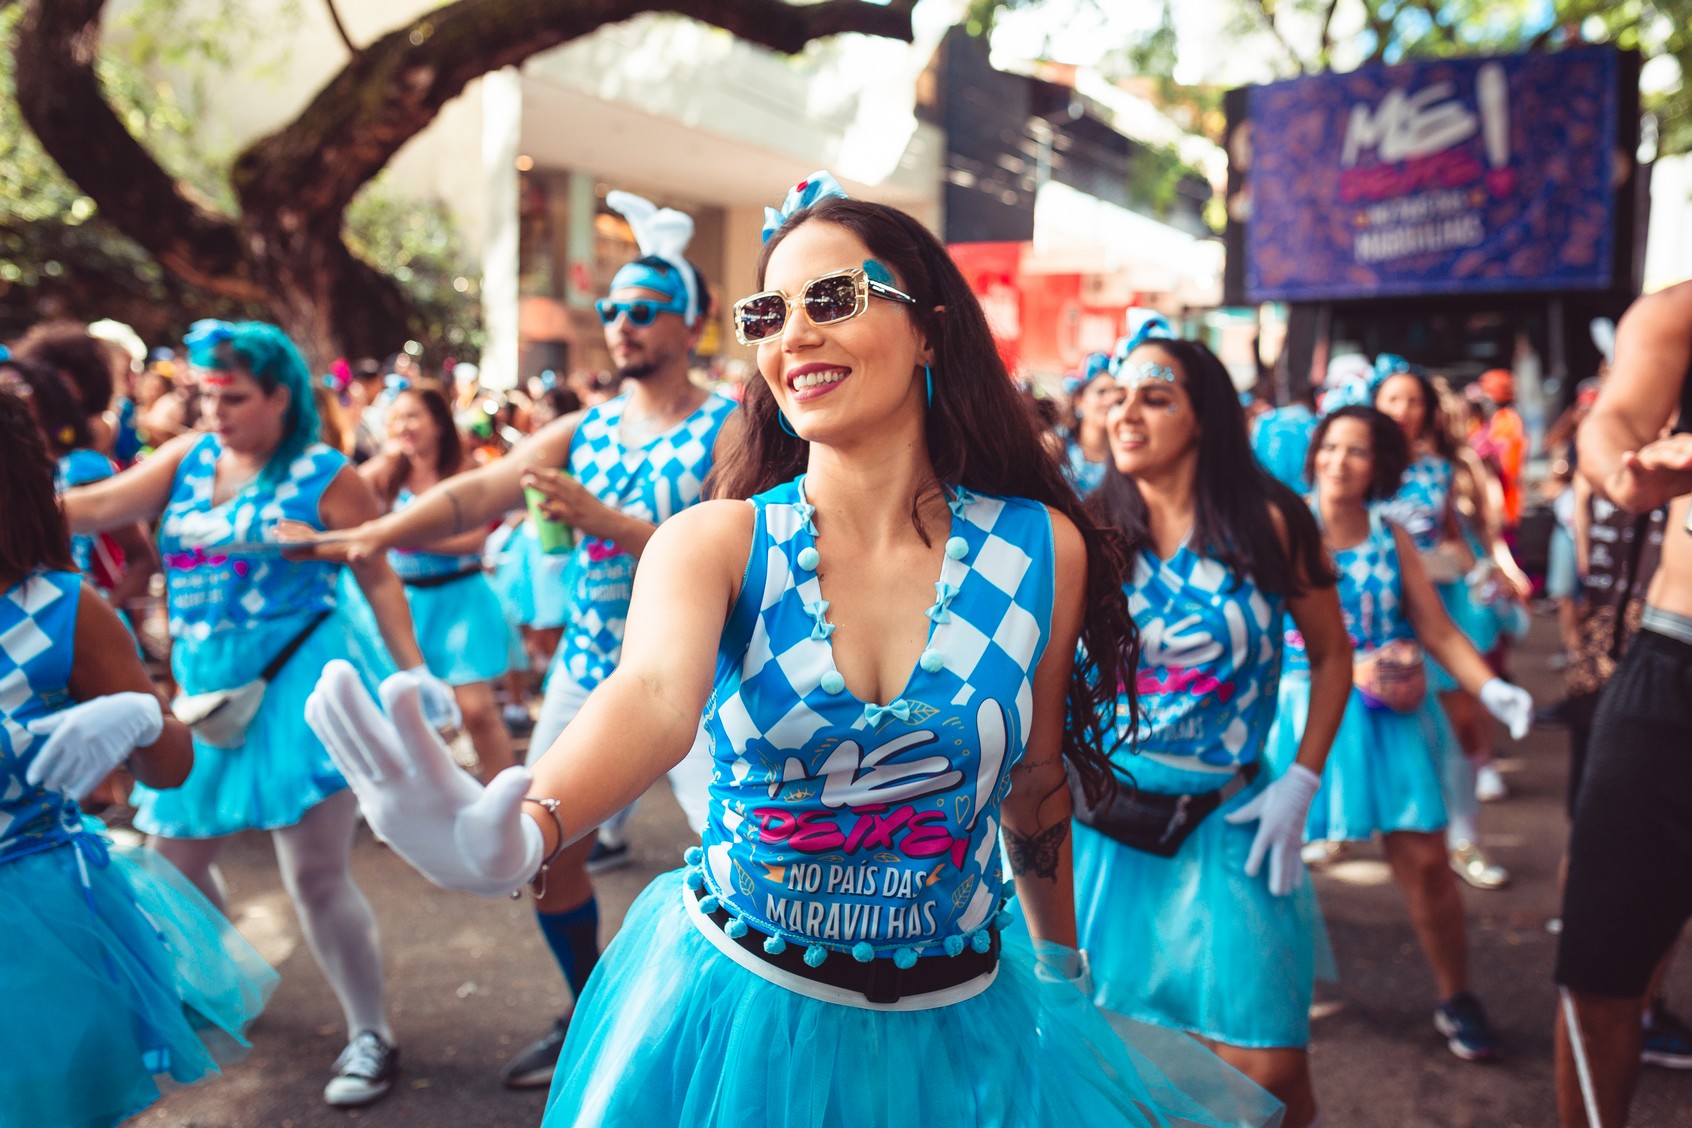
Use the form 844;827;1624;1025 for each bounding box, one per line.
691;477;1055;958
1285;510;1412;673
0;572;84;864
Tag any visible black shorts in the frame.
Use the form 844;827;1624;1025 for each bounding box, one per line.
1556;629;1692;997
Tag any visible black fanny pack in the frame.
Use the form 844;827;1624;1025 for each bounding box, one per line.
693;884;997;1005
1068;759;1260;858
400;565;482;589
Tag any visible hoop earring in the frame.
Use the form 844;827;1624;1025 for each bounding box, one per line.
924;364;934;409
778;411;799;438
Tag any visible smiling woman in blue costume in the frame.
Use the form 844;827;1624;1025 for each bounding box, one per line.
1262;405;1532;1065
60;321;457;1109
0;388;275;1127
1073;323;1353;1128
303;174;1282;1127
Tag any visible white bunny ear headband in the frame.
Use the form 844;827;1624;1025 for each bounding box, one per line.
607;190;700;326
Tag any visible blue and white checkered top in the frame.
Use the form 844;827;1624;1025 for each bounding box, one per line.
0;572;81;859
1285;510;1411;672
696;477;1055;954
1374;452;1452;556
555;391;737;693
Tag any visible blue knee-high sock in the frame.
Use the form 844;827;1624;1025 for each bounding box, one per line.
537;899;600;1002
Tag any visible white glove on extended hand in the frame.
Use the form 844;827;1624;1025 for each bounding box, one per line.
1479;678;1532;741
306;660;542;897
402;664;463;730
1223;764;1322;897
25;691;163;801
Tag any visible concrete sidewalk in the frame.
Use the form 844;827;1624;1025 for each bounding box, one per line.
132;614;1690;1127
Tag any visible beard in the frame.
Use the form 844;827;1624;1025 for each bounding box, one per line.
615;358;659;382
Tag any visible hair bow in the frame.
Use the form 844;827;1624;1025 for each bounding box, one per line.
761;171;849;244
1107;310;1176;377
1373;353;1417;381
184;319;236;369
607;191;700;326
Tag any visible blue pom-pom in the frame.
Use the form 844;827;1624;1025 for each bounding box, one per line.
995;909;1014;930
918;648;944;673
724;918;749;939
763;934;788;955
945;536;969;560
804;945;828;968
699;895;720;914
684;846;703;866
852;941;875;963
797;546;820;571
894;947;918;969
970;930;992;954
943;935;965;957
684;870;705;890
820;670;846;695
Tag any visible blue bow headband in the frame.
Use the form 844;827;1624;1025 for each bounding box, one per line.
762;171;849;243
184;319;236;369
1107;311;1178;389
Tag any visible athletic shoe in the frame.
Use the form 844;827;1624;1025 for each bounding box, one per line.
585;838;631;874
1474;764;1509;803
1301;840;1349;867
1643;1002;1692;1069
1434;992;1501;1062
1449;841;1511;890
323;1030;399;1107
502;1015;570;1089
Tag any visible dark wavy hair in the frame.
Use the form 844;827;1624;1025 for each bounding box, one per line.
1307;405;1410;503
376;385;464;503
1372;368;1457;462
12;320;115;415
3;356;90;454
708;196;1137;804
0;390;74;578
1091;337;1334;597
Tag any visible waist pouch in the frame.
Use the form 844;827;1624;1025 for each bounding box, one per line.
171;611;330;749
1068;759;1260;857
400;565;482;590
1353;638;1428;713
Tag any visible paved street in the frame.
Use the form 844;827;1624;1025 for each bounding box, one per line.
132;615;1690;1127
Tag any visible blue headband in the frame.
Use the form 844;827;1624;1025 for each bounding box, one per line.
762;171;849;243
606;191;700;325
608;261;691;317
184;319;237;369
1107;311;1176;376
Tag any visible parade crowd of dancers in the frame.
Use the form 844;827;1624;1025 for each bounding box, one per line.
3;172;1689;1128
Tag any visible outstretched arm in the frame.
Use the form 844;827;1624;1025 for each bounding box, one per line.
1581;284;1692;512
61;432;196;533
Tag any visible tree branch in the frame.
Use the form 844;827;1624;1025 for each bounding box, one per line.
12;0;263;301
1246;0;1308;74
233;0;917;219
1317;0;1341;66
324;0;359;56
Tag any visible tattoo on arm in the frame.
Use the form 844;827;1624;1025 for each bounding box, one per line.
1005;821;1069;883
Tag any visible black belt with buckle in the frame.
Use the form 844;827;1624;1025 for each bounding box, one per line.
693;884;998;1005
400;565;482;589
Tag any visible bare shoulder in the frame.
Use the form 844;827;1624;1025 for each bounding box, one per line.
646;498;756;565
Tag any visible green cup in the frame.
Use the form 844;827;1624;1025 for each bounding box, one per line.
524;486;576;554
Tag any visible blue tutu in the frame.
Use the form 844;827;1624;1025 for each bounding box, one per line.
0;833;276;1127
542;869;1282;1128
529;528;578;631
136;605;375;838
402;572;511;685
487;520;538;627
1264;674;1451;842
1074;758;1327;1049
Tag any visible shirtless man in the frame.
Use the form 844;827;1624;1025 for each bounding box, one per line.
1558;278;1692;1126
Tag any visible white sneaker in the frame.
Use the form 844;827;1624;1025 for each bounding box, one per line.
1475;764;1508;803
323;1030;399;1108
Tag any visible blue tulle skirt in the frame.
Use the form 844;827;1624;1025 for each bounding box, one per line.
404;572;511;686
488;521;538;627
137;604;378;838
0;833;276;1127
1264;674;1451;841
543;869;1283;1128
1073;758;1327;1049
529;535;576;631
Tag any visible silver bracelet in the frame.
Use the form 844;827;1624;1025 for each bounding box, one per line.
517;795;567;899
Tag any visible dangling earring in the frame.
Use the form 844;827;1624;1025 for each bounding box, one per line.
778;411;799;438
924;364;934;409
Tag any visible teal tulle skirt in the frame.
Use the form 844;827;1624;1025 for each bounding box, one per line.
0;833;276;1127
404;572;511;686
1264;674;1451;841
543;869;1283;1128
1073;758;1330;1049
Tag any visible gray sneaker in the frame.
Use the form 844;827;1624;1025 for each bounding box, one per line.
502;1015;570;1089
323;1030;399;1107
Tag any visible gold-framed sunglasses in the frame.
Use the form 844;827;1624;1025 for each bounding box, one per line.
732;264;916;346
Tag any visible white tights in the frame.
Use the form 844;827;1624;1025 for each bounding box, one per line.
149;790;390;1042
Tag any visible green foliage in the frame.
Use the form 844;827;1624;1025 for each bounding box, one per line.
345;183;484;355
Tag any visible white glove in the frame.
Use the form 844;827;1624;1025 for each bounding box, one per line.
306;660;542;896
25;691;164;801
1224;764;1322;897
402;664;463;730
1479;677;1533;741
1031;941;1094;995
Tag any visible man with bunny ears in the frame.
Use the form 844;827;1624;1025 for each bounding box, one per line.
293;191;740;1088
